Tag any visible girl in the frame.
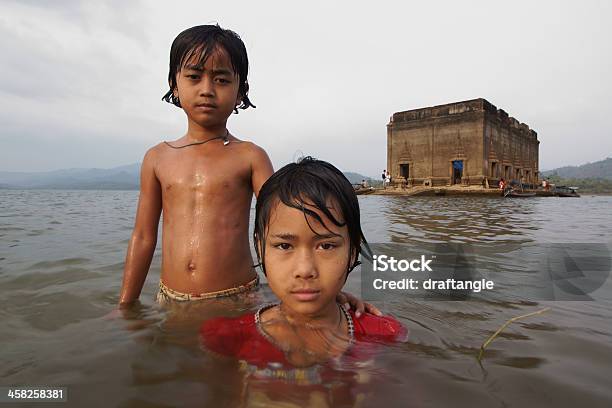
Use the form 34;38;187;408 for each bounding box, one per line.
201;157;406;371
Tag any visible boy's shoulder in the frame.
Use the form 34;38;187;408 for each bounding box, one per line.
142;141;168;160
228;137;269;159
226;138;273;177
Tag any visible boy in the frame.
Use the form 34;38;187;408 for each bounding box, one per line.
119;25;375;313
119;25;272;305
201;157;406;374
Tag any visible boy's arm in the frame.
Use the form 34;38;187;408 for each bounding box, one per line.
118;148;162;306
250;144;274;198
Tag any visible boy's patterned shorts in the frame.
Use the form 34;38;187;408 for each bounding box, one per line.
156;276;260;303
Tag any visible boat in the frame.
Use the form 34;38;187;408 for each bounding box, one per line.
503;188;536;198
355;187;375;195
353;184;375;195
506;190;536;197
555;186;580;198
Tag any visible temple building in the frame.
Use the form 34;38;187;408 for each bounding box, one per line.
386;98;539;187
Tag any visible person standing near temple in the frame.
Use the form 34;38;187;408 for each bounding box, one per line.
382;169;387;189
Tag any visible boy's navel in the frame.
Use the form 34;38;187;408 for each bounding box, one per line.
187;261;197;272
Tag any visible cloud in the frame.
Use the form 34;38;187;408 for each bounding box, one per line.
1;0;611;175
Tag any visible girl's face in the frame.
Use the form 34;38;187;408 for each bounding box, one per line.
263;200;351;319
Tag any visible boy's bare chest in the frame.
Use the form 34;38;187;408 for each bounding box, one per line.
155;150;251;196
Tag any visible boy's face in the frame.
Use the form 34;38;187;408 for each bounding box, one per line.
174;47;241;128
263;200;350;318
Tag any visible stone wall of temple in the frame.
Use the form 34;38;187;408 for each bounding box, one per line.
483;105;539;185
387;98;539;187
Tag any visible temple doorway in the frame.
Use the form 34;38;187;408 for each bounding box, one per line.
490;161;498;178
452;160;463;185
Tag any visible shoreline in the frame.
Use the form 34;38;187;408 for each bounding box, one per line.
366;186;595;197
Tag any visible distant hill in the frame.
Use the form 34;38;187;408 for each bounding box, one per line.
541;157;612;180
343;172;376;185
540;157;612;194
0;164;375;190
0;163;140;190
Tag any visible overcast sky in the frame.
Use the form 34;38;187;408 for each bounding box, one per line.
1;0;610;176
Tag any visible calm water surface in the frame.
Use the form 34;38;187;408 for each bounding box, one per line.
1;190;611;407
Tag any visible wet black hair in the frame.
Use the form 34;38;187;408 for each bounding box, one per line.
254;156;371;278
162;24;254;112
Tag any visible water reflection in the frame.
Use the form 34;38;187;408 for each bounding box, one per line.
1;191;612;407
379;196;540;244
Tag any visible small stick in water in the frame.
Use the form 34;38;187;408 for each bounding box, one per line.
478;307;551;361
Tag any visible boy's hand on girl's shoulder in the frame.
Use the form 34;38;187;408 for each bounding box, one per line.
337;291;383;318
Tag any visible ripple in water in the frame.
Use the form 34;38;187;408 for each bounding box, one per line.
0;190;611;407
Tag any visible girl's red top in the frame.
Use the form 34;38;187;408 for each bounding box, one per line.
200;309;407;368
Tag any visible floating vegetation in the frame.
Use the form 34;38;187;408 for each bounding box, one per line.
478;307;551;361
